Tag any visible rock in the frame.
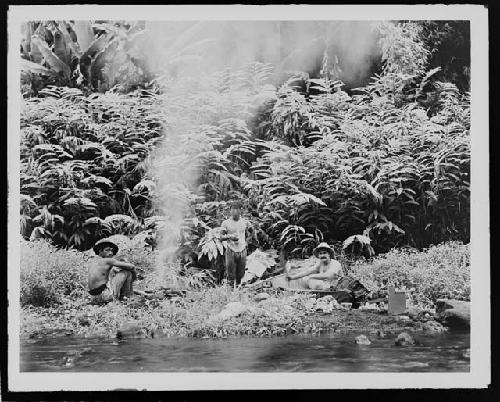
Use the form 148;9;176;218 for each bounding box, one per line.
355;335;371;345
395;332;416;346
62;348;92;368
255;292;271;302
63;355;77;368
461;348;471;359
397;315;411;322
435;299;470;328
414;311;433;322
407;306;421;319
116;322;146;339
421;320;446;333
216;302;249;320
403;362;429;368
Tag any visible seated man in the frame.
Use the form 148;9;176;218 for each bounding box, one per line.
88;239;137;302
286;242;342;290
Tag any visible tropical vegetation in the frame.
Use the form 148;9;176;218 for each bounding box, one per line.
20;20;470;268
17;19;472;342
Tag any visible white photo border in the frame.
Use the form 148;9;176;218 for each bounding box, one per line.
7;4;490;391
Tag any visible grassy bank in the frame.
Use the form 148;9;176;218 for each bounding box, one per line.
20;240;469;339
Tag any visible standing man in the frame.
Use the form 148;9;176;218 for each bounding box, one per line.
220;202;249;288
286;242;342;290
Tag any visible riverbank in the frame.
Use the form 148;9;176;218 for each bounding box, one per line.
20;239;469;340
21;286;448;340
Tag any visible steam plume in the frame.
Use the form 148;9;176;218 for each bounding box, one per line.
129;20;387;266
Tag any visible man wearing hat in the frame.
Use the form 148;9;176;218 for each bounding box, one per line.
286;242;342;290
88;238;137;301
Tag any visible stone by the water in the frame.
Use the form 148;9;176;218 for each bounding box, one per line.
116;322;146;339
421;320;446;333
395;331;416;346
407;306;421;319
216;302;249;320
461;348;471;359
435;299;470;328
355;334;372;345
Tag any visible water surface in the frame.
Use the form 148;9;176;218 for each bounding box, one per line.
21;331;470;372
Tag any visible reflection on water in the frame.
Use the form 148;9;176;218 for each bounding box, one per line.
21;331;470;372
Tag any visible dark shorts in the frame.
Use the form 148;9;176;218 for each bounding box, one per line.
88;283;107;296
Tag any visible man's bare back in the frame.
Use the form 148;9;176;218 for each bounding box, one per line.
88;244;137;299
88;258;118;290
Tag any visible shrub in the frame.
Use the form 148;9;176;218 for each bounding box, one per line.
350;241;470;307
20;238;160;306
19;237;213;308
20;239;88;307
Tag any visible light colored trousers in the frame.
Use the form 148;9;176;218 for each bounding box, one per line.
93;268;134;302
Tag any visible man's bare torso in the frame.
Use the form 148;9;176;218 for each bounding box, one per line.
314;260;342;278
88;258;115;290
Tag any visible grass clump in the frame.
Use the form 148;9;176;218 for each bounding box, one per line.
350;241;470;308
20;239;88;307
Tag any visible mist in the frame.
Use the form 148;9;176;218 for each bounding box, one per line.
129;20;387;266
137;21;384;89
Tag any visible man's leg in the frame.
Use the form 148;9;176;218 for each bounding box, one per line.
109;270;133;300
225;249;237;287
121;271;134;298
307;278;331;290
235;249;247;286
216;262;225;284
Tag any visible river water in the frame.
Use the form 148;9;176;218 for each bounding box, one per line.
21;330;469;372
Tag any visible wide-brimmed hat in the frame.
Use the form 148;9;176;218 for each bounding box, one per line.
93;238;119;255
313;242;335;258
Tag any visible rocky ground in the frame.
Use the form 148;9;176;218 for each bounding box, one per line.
21;287;464;341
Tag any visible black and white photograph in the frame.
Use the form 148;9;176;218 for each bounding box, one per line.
6;4;489;392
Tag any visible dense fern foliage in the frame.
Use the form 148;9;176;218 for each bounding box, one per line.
19;20;470;264
20;87;166;249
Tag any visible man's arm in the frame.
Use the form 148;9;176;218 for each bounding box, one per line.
287;264;318;280
309;261;342;280
107;258;137;280
309;271;336;280
105;258;136;271
219;221;238;241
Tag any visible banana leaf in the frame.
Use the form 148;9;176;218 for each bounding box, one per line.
58;21;82;58
31;35;71;80
20;58;57;76
52;29;71;67
72;21;95;53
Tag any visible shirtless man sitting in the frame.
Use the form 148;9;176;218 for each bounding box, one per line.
286;242;342;290
88;239;137;302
